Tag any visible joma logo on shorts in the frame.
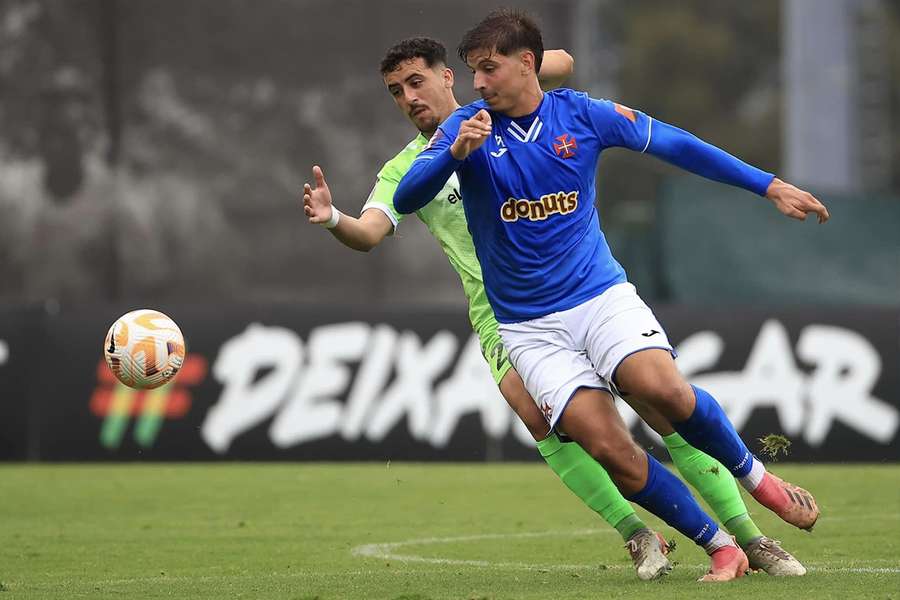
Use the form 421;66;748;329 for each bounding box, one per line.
500;191;578;223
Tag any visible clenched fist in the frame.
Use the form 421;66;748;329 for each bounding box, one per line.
450;110;492;160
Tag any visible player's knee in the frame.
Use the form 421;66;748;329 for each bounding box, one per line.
585;439;645;493
583;436;639;471
643;378;692;404
634;377;694;421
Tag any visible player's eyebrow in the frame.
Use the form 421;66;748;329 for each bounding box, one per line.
465;49;496;69
469;56;498;71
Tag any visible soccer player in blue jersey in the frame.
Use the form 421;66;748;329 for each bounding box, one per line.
394;10;829;582
304;36;806;579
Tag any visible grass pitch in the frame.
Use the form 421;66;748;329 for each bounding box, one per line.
1;463;898;599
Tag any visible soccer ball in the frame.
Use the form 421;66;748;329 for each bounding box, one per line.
103;309;186;389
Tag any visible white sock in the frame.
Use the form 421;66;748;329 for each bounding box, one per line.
738;457;766;492
703;529;735;555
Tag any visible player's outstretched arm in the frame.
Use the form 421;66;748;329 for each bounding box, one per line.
764;177;830;223
302;165;393;252
538;49;574;91
645;119;829;223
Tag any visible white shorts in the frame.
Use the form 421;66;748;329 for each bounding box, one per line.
498;283;674;430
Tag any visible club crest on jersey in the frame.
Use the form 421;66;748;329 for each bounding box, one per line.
501;191;579;222
553;134;577;159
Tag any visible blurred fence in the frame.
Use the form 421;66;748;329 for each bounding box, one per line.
656;178;900;306
1;303;897;461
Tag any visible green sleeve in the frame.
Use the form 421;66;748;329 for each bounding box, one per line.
361;161;407;230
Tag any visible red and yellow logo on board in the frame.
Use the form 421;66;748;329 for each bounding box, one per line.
90;354;207;450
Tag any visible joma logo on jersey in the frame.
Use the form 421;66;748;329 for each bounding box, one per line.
500;191;579;222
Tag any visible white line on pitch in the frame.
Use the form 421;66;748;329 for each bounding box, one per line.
351;529;900;574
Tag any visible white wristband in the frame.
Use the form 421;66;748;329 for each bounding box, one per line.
324;207;343;229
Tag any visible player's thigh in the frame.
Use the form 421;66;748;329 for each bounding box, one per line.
498;318;607;431
615;348;694;422
557;387;648;493
498;368;550;441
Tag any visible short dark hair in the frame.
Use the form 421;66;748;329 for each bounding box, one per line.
380;37;448;75
458;9;544;72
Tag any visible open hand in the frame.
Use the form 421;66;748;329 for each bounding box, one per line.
766;178;830;224
302;165;333;224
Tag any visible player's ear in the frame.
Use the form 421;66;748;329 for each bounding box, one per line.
520;50;535;75
443;66;454;88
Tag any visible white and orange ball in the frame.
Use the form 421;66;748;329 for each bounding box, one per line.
103;309;186;389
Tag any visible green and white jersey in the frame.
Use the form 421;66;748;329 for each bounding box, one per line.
362;133;510;383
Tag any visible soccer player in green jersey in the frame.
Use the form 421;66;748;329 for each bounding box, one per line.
301;37;804;578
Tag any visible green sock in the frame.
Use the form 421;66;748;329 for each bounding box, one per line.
724;513;764;547
537;433;642;541
613;513;646;541
663;431;762;545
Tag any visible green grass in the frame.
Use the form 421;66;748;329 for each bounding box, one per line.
0;463;898;599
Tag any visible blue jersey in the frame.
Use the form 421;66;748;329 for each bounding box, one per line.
395;88;774;323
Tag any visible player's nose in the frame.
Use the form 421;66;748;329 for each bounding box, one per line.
473;71;486;91
403;88;419;105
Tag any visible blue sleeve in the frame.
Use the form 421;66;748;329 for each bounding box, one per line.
587;98;653;152
645;118;775;196
393;113;465;214
587;96;774;196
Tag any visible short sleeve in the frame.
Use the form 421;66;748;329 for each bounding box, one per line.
361;162;406;230
587;98;653;153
